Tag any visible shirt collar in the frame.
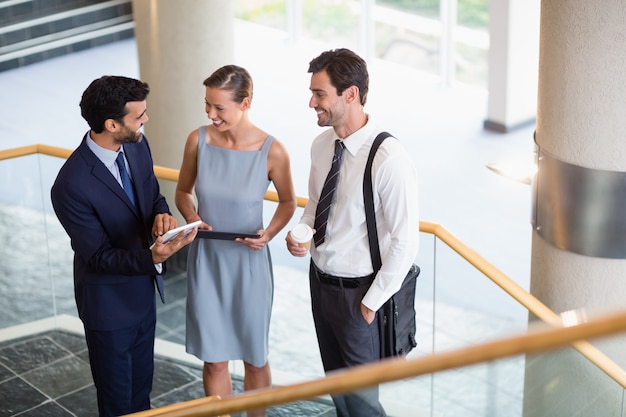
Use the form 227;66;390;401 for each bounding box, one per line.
85;131;123;168
339;116;378;156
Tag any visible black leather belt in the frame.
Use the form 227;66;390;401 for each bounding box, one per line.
314;264;375;288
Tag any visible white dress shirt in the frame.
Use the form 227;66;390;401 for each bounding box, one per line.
300;118;419;311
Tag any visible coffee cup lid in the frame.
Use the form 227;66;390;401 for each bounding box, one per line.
291;223;313;242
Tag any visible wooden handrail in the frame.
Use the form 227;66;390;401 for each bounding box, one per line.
419;221;626;387
4;144;626;412
124;308;626;417
0;144;40;159
0;144;308;207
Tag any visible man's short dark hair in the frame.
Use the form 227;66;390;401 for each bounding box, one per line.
308;48;369;105
80;75;150;133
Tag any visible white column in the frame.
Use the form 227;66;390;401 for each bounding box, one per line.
525;1;626;414
131;0;234;218
484;0;540;132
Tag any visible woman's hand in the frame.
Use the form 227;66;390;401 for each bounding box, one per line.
237;230;269;251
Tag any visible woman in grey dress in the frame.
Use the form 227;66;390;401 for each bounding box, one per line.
175;65;296;414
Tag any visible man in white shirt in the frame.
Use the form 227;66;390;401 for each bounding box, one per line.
286;48;419;417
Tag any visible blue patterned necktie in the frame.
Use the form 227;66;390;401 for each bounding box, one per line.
313;139;345;247
115;152;136;207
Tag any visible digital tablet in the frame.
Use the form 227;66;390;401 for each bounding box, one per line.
196;230;261;240
150;220;202;249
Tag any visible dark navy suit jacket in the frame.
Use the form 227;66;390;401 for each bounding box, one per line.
51;133;169;331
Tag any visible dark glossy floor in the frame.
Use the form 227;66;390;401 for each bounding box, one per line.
0;327;336;417
0;263;336;417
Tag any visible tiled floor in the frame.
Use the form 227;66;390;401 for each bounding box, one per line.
0;327;337;417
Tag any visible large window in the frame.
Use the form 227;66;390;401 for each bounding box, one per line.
234;0;489;88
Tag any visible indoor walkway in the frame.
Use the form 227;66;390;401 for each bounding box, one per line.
0;18;535;417
0;326;336;417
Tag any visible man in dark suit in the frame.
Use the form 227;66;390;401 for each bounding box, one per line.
51;75;197;417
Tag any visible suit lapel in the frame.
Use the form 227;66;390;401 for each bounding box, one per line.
77;139;139;217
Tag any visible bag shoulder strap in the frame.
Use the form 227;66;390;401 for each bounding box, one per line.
364;131;393;272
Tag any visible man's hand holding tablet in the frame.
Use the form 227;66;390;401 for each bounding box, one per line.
150;220;202;249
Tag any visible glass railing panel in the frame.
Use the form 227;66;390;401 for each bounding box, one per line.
154;271;187;346
0;155;58;328
523;330;626;417
433;235;529;346
431;236;529;416
17;150;626;417
40;154;77;320
262;397;336;417
376;354;525;417
267;203;325;382
414;230;437;357
428;356;524;417
377;231;437;413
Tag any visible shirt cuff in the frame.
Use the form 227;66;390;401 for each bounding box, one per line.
154;263;163;274
362;283;386;311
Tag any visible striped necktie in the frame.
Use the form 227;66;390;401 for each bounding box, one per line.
313;139;345;247
115;152;136;207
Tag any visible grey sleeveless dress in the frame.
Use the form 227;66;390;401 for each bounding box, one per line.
185;126;274;367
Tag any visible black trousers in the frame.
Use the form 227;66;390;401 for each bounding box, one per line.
310;261;387;417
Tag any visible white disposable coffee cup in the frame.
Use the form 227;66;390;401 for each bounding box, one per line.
291;223;313;249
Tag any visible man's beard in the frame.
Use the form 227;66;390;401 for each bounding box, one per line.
114;127;142;145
